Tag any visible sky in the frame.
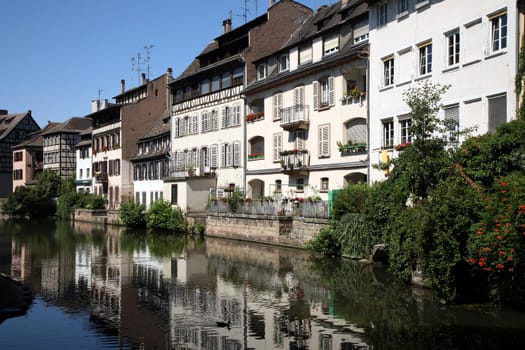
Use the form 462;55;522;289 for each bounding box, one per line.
1;0;335;128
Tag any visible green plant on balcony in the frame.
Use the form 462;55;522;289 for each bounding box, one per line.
338;140;367;153
350;87;361;98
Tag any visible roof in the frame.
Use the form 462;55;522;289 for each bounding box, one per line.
138;111;170;141
13;121;59;150
41;117;92;136
0;111;37;140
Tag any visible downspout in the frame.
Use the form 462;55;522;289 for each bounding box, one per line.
516;0;523;117
242;64;248;196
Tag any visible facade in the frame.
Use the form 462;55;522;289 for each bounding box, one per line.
244;0;369;201
41;117;92;179
75;128;93;193
131;114;170;209
366;0;524;182
0;110;40;196
88;70;171;209
167;0;313;212
12;122;59;190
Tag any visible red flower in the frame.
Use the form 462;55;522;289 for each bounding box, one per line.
483;247;491;252
499;180;508;187
495;264;505;270
507;256;513;261
499;250;506;256
496;235;504;241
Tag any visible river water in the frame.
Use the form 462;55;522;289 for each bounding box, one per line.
1;219;525;349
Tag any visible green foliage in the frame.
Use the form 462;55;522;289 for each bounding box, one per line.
454;119;525;187
56;192;107;219
2;186;55;219
338;213;369;259
227;191;244;213
306;225;341;256
146;200;187;233
85;195;106;210
35;169;63;199
119;200;146;228
331;182;370;220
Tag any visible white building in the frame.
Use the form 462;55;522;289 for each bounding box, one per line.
74;127;92;193
166;0;313;212
366;0;524;182
243;0;370;200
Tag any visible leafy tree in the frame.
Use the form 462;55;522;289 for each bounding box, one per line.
35;169;63;199
119;200;146;228
146;200;187;232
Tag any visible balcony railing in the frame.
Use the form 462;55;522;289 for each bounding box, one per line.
279;105;309;130
208;199;329;218
279;150;309;174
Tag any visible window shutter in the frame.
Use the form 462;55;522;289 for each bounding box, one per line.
273;93;282;120
174;118;180;137
192;115;199;134
212;110;218;130
294;86;304;106
273;133;282;161
176;150;183;170
194;148;200;168
222;107;229;128
233;141;241;167
210;145;218;168
221;144;226;167
324;35;339;53
319;125;330;157
295;130;305;150
328;77;335;106
312;81;319;111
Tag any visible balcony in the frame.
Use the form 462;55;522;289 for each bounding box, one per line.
279;105;309;131
279;150;309;175
246;112;264;123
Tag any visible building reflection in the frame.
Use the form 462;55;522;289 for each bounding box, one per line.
7;223;369;349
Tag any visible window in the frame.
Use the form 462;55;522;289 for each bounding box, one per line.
299;46;312;65
320;177;329;192
318;124;330;157
488;94;507;132
399;118;412;144
345;118;367;144
79;169;83;179
444;104;460;143
257;63;267;80
275;179;282;193
397;0;408;14
273;93;282;120
378;2;388;26
221;143;232;168
293;86;305;106
383;119;394;147
279;54;289;72
323;34;339;55
221;72;231;88
490;12;507;53
273;133;283;161
383;57;394;87
14;151;22;162
86;168;90;178
222;106;231;128
211;75;220;92
418;42;432;75
313;77;335;110
13;169;23;180
446;30;460;66
296;178;304;192
210;144;218;168
233;67;244;85
233;141;241;167
171;184;178;205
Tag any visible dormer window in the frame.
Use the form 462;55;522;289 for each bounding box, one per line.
323;34;339;56
279;54;289;73
299;45;312;65
257;63;267;80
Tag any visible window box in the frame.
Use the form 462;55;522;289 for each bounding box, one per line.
337;141;367;153
248;153;264;160
395;141;412;151
246;112;264;123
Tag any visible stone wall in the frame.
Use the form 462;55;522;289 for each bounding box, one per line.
205;213;327;248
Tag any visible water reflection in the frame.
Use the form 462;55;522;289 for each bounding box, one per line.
1;219;525;349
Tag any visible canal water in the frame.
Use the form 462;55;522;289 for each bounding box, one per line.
1;219;525;349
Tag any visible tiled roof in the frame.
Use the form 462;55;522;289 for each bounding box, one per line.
139;111;170;141
41;117;92;136
0;111;34;140
13;121;59;149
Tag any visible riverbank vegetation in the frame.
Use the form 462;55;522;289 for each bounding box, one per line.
308;82;525;306
2;170;105;219
119;199;189;234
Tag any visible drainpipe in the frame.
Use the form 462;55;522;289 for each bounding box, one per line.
358;48;370;185
242;93;247;197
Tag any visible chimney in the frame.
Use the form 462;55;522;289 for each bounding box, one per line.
341;0;349;6
91;100;100;113
269;0;276;8
141;73;147;85
0;109;8;115
223;18;232;34
121;79;126;93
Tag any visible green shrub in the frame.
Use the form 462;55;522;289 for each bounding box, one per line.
306;225;341;256
86;195;106;209
119;201;146;228
146;200;187;232
331;182;370;220
56;192;86;219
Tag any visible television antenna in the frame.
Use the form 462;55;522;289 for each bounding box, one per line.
144;44;154;80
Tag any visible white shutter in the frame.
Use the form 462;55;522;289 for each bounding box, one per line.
273;133;282;161
295;130;305;150
192;115;199;134
174;118;180;137
294;86;304;106
194;148;200;168
299;46;312;64
273;93;282;120
233;104;241;126
176;150;183;170
212;110;218;130
233;141;241;167
222;107;227;128
328;76;335;106
319;125;330;157
312;81;319;111
210;144;218;168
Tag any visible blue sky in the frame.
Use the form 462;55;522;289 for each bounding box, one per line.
1;0;334;128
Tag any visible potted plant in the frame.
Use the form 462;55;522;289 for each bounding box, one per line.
350;87;361;98
187;164;195;176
